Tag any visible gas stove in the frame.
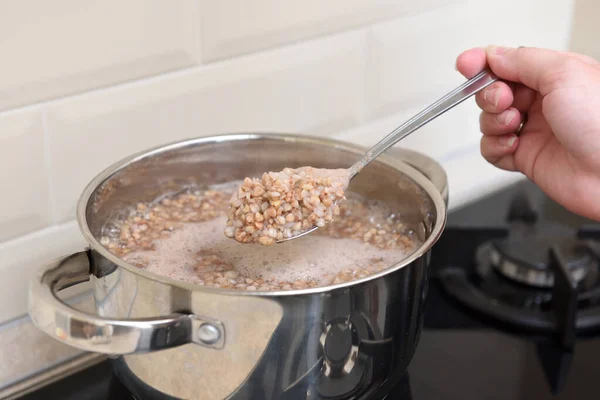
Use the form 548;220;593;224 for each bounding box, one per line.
20;179;600;399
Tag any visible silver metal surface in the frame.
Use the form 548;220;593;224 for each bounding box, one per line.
29;133;448;399
275;225;318;243
197;324;221;345
349;69;498;177
277;70;493;243
278;147;450;244
29;251;225;354
489;246;590;288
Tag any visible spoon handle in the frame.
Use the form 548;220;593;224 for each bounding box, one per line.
349;69;499;177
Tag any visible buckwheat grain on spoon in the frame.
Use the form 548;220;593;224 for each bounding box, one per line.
225;69;499;245
224;166;350;245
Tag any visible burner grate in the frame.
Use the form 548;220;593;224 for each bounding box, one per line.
435;189;600;340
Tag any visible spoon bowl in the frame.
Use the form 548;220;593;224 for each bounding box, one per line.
276;225;318;243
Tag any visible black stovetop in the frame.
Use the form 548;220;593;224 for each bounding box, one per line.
22;179;600;400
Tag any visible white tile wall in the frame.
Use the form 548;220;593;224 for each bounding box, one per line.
0;0;199;111
441;146;527;210
363;0;575;156
0;221;87;322
0;108;51;242
366;0;563;121
0;0;579;380
336;103;482;162
335;113;528;211
47;31;365;222
200;0;458;61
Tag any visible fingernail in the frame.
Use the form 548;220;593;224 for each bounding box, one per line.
484;87;501;107
501;135;518;147
496;109;517;125
486;45;511;56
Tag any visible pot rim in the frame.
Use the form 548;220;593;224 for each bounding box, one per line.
77;132;447;296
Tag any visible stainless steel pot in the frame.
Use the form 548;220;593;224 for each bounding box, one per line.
29;133;447;400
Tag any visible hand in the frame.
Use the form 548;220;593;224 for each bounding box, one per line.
456;46;600;221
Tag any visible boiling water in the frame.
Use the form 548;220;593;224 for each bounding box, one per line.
102;183;420;290
124;216;411;286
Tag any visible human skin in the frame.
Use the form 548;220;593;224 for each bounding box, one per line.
455;46;600;221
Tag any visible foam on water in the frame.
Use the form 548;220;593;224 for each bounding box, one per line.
124;216;414;286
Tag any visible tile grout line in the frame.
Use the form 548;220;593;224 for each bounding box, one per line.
0;7;439;119
0;30;363;118
0;220;78;253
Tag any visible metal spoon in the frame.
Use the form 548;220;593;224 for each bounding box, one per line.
277;69;499;243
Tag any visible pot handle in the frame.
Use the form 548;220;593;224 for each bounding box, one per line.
28;250;224;355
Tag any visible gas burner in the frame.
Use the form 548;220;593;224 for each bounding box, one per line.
436;190;600;351
472;240;600;311
438;232;600;349
485;237;592;288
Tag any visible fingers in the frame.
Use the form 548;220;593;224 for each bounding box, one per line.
456;45;599;174
479;108;522;135
480;134;518;171
479;109;520;171
485;46;570;95
474;81;514;113
511;84;536;112
458;46;599;95
457;48;536;113
488;154;518;171
456;47;487;78
472;81;536;114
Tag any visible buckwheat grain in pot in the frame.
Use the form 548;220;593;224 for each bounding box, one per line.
225;167;351;245
99;182;419;292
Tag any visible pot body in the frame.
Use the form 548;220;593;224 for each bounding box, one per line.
29;134;447;400
95;246;431;399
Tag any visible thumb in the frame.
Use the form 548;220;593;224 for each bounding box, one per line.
485;46;569;95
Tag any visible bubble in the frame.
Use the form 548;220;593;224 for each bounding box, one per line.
124;211;416;288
